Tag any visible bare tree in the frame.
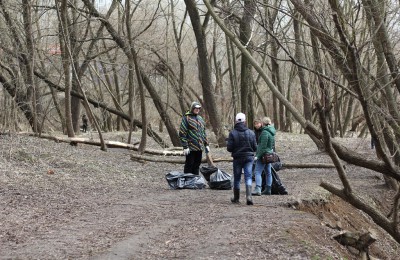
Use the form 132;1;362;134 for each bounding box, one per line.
238;0;256;124
204;0;400;244
22;0;39;133
169;0;187;114
267;0;285;130
81;0;180;147
184;0;226;147
292;11;312;121
0;0;36;130
56;0;74;137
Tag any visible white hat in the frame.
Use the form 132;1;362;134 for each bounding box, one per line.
235;112;246;123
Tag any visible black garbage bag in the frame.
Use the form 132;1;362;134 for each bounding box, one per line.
271;160;283;172
165;171;206;189
209;169;232;190
271;167;288;195
271;152;283;171
200;165;218;182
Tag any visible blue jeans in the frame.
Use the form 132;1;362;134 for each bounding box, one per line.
232;156;254;189
254;159;272;188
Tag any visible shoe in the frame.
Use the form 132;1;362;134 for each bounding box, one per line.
261;186;271;195
252;186;261;196
246;185;253;205
231;189;240;204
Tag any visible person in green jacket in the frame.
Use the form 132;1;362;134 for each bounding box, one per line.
252;117;276;196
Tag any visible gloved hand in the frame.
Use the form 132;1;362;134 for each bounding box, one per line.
254;156;258;161
205;146;210;153
183;148;190;156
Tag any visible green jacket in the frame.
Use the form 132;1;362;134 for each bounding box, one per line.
255;125;276;159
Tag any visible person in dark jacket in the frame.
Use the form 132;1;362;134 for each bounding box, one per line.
253;117;276;196
227;113;257;205
179;101;210;175
253;118;263;142
82;114;88;133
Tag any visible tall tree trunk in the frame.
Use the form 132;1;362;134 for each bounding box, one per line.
57;0;74;137
141;73;180;147
253;37;270;119
133;51;147;154
293;11;312;121
341;92;355;135
22;0;38;134
310;33;333;135
170;0;187;114
127;61;136;143
70;0;81;133
125;0;147;152
226;35;239;120
239;0;256;124
212;25;225;122
184;0;225;147
267;1;285;130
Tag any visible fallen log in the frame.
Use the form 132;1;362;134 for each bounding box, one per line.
23;133;187;155
25;133;140;149
284;163;336;169
130;153;336;168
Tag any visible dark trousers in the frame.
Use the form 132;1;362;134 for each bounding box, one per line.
184;150;202;175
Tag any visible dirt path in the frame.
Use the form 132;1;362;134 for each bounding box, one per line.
0;132;399;259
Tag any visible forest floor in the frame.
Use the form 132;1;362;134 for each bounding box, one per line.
0;130;399;259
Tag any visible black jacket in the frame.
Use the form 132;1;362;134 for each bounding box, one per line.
227;122;257;159
254;128;262;143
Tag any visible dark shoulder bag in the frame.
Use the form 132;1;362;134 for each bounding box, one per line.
261;152;279;164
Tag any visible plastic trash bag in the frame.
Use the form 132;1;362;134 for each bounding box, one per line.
271;167;288;195
271;161;283;172
200;165;218;182
165;171;206;189
209;169;232;190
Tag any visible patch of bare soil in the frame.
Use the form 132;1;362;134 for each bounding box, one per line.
0;131;399;259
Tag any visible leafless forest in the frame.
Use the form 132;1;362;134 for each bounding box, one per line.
1;0;400;256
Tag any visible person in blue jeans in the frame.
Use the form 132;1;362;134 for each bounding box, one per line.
227;113;257;205
253;117;276;196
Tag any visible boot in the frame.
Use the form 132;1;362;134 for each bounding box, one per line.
261;185;266;193
246;185;253;205
231;188;240;204
252;185;261;196
261;185;271;195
